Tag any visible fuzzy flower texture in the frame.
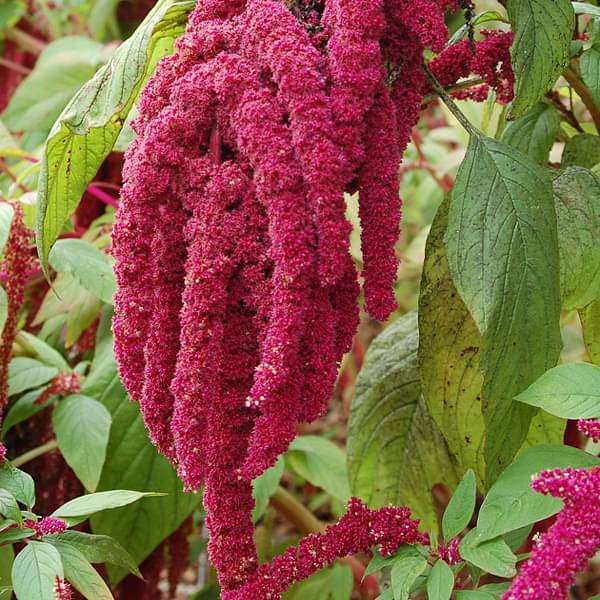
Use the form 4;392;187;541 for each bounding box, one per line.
504;419;600;600
111;0;514;596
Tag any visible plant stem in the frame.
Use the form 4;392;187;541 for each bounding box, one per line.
12;439;58;468
4;28;46;55
0;57;31;76
563;64;600;134
270;486;380;599
422;63;480;137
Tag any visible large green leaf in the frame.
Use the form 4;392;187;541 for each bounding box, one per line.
17;331;69;370
553;167;600;309
581;44;600;109
11;541;63;600
36;0;194;275
0;489;21;524
445;134;561;484
501;103;560;163
516;362;600;418
562;133;600;168
419;198;485;482
45;530;141;578
52;490;163;518
347;312;460;531
506;0;574;117
1;387;51;438
53;394;112;491
2;37;104;136
51;541;113;600
0;546;13;590
287;436;350;503
283;564;353;600
0;462;35;508
459;529;516;579
85;340;199;584
475;444;600;542
7;358;58;397
252;458;283;523
49;239;115;304
391;555;427;600
426;560;454;600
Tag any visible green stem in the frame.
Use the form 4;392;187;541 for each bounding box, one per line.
12;439;58;468
422;63;480;137
4;28;46;55
563;63;600;134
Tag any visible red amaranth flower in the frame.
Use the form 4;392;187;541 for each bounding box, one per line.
0;203;35;419
111;0;459;593
54;577;73;600
0;442;6;464
34;372;81;406
225;497;422;599
504;467;600;600
578;419;600;442
25;516;68;536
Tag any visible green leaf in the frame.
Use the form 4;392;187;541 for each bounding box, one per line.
0;490;22;524
51;541;113;600
419;198;486;484
516;362;600;418
49;239;115;304
89;0;120;41
252;457;283;523
0;1;26;29
574;2;600;17
36;0;195;275
287;436;350;503
506;0;574;117
391;556;427;600
0;289;7;344
52;490;163;519
0;526;34;545
520;409;565;449
348;312;460;531
7;358;58;397
442;470;476;541
17;331;69;370
476;444;600;542
1;387;51;438
364;550;397;579
445;135;561;484
0;545;13;589
87;346;199;584
0;204;14;259
553;167;600;308
581;45;600;109
562;133;600;168
46;530;141;578
448;11;506;46
459;529;516;578
2;37;104;136
11;541;63;600
426;560;454;600
283;564;353;600
0;462;35;508
53;394;112;491
503;525;532;552
581;297;600;365
501;103;560;163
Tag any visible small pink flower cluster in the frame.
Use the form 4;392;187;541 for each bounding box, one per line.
438;537;461;565
577;418;600;443
34;372;81;406
430;30;515;103
504;466;600;600
0;442;6;464
25;516;68;537
54;577;73;600
225;497;423;599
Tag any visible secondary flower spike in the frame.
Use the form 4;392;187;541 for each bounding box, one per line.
111;0;500;594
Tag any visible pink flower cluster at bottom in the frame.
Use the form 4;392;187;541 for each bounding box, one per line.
54;577;73;600
503;467;600;600
224;497;423;599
